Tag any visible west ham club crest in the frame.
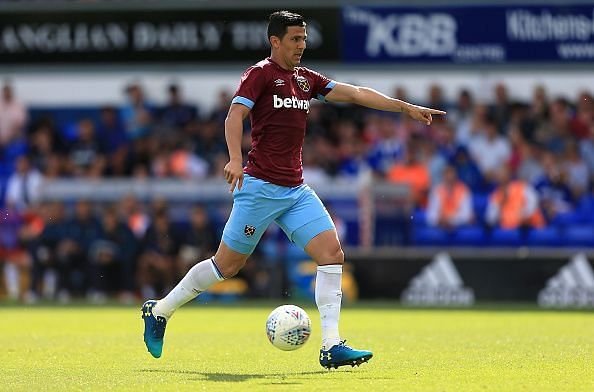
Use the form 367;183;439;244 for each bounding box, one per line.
244;225;256;237
296;76;310;92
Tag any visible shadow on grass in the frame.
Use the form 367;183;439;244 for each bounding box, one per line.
140;368;348;383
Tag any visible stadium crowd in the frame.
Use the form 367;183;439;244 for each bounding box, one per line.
1;80;593;302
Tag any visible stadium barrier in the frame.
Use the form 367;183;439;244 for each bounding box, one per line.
38;176;410;248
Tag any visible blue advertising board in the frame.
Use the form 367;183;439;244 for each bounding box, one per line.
342;4;594;63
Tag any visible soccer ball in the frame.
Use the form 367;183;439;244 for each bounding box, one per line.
266;305;311;351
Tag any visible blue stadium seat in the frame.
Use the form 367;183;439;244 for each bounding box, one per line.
576;196;594;223
413;226;449;246
526;227;561;247
451;225;486;246
490;228;522;246
563;225;594;247
411;209;427;227
551;211;581;227
472;193;489;223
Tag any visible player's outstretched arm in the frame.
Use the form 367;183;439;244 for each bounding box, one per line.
224;103;250;192
325;82;446;125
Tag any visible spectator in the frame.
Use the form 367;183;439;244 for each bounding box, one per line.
5;155;43;211
0;208;30;301
419;138;447;186
562;140;589;199
192;120;227;170
178;205;218;275
426;164;474;229
486;166;545;229
451;146;484;192
535;97;571;154
118;194;150;240
365;114;404;177
534;153;574;222
386;142;431;208
435;121;460;161
335;120;368;178
169;144;209;180
302;139;332;187
88;206;138;302
579;123;594;184
393;85;408;102
121;83;153;139
530;85;549;126
66;119;107;177
209;89;232;125
96;106;128;176
569;91;593;139
34;202;69;300
19;204;45;303
160;83;197;129
137;210;180;298
469;113;511;183
489;82;512;132
426;83;448;113
60;200;102;298
29;121;65;178
451;89;475;146
0;83;27;147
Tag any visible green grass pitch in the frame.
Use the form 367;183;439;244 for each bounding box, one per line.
2;303;593;391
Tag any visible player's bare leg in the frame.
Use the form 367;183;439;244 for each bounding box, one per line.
305;229;373;369
142;241;248;358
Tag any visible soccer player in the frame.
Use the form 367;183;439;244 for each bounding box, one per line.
142;10;446;369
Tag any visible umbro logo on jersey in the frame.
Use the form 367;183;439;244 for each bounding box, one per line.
538;253;594;308
274;79;285;86
401;252;474;306
273;95;310;111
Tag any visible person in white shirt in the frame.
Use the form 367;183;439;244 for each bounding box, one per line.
6;155;43;211
469;114;511;182
0;83;27;146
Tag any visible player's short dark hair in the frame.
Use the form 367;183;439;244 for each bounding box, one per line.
267;11;306;41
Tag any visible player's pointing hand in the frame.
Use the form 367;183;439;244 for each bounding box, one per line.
224;159;244;193
405;104;446;126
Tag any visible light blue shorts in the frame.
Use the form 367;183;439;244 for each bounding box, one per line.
222;174;335;255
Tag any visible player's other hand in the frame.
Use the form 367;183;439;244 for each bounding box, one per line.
405;104;446;125
224;159;244;193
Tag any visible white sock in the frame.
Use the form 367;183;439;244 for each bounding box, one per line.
315;264;343;350
153;257;224;320
5;263;20;300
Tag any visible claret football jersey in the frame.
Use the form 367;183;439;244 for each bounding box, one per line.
232;57;335;187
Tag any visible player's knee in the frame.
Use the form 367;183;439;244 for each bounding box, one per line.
317;245;344;265
217;258;246;278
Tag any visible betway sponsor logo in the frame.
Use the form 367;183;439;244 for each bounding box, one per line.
538;253;594;308
273;94;310;112
401;252;474;306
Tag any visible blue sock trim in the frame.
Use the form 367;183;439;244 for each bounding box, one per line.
210;257;225;280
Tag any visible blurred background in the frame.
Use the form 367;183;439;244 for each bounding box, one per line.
1;0;594;308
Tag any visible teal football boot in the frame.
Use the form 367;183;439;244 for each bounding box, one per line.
319;340;373;369
141;300;167;358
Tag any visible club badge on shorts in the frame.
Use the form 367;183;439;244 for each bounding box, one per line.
244;225;256;237
296;76;310;92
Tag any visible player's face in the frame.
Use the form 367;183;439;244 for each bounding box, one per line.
279;26;307;67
